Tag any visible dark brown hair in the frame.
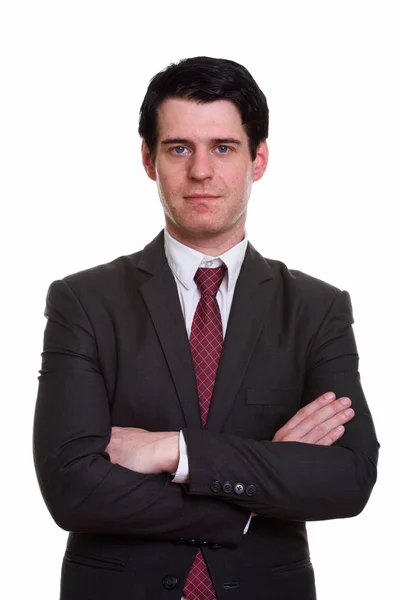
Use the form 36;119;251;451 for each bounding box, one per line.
138;56;269;160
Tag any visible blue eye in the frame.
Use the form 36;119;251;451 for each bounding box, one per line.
172;146;187;154
216;145;229;153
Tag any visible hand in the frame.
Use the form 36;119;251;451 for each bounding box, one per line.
272;392;354;445
106;427;180;475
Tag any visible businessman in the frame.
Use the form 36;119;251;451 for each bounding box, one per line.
33;56;379;599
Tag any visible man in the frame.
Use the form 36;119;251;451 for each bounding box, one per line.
33;56;379;600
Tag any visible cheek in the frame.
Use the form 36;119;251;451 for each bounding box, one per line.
240;167;254;195
228;170;252;201
227;162;251;187
157;173;172;192
159;168;184;190
157;176;184;206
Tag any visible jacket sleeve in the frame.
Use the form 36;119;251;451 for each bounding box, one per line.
33;279;249;545
183;290;379;521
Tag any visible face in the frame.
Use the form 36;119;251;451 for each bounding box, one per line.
142;97;268;246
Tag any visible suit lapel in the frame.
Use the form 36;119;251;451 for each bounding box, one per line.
206;243;275;432
138;233;202;428
136;233;275;432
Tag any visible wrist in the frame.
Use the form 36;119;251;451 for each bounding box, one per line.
157;432;180;473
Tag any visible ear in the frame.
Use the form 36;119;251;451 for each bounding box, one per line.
252;140;269;182
141;140;157;181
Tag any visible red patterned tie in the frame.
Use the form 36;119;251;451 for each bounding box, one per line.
183;266;226;600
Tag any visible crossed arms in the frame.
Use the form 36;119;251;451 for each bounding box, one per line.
33;278;379;546
106;391;356;476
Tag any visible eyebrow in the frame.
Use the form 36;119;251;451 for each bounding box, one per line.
161;137;242;146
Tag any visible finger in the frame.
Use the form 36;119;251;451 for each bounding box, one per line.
315;425;346;446
274;397;353;442
301;407;355;444
308;397;351;429
277;394;346;439
297;397;352;438
281;392;336;433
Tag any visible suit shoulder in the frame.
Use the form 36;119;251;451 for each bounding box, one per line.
51;250;144;298
263;257;353;326
264;257;346;306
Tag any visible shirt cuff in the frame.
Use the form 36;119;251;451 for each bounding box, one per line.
171;431;189;483
243;513;253;534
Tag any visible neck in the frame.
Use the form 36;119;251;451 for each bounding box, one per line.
165;221;246;257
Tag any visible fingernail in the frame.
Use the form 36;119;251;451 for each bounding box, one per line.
336;425;345;434
324;392;335;400
341;397;351;406
345;408;354;416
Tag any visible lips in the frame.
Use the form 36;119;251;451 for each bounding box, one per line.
184;194;219;199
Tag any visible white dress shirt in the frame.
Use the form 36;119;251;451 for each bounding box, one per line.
164;229;251;598
164;228;248;482
164;228;248;339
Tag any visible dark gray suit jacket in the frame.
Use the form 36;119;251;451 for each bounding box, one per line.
33;231;379;599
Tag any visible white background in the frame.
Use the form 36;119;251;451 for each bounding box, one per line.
1;1;398;598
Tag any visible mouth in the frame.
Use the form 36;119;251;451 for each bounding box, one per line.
184;194;220;201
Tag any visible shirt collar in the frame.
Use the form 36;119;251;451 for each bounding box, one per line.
164;228;248;292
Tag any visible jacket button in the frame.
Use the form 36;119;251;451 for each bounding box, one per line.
234;483;245;495
210;543;221;549
210;479;221;493
246;484;257;496
223;481;233;493
187;539;197;545
162;574;179;590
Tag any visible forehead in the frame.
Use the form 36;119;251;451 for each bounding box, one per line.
156;97;246;140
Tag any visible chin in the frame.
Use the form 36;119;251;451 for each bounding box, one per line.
186;218;223;233
185;223;232;239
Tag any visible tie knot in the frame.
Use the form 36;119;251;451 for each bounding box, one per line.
194;266;226;297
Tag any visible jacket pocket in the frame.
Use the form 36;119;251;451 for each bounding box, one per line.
270;557;312;574
64;550;125;572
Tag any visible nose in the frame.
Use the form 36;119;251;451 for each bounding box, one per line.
187;150;214;181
